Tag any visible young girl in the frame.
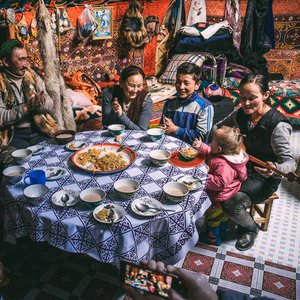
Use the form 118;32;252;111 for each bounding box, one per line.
193;125;249;245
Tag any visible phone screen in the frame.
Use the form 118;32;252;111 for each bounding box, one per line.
120;260;180;298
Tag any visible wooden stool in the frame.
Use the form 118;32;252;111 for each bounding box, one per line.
250;193;279;231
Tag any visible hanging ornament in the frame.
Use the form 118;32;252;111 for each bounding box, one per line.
15;14;30;44
30;12;38;38
59;8;72;33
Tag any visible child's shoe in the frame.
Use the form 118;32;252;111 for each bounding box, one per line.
204;226;222;246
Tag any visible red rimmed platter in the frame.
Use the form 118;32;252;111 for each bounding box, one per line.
71;143;136;174
169;151;205;168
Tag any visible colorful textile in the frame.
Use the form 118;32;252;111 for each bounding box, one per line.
264;49;300;80
186;0;207;26
223;78;300;125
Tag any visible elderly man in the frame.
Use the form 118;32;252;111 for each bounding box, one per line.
0;39;58;148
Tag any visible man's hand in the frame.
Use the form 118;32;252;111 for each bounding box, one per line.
123;260;218;300
254;161;276;178
163;116;178;135
26;91;46;112
112;98;123;117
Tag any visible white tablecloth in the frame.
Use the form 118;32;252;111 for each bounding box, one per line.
1;130;211;265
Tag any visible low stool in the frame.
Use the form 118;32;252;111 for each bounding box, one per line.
250;193;279;231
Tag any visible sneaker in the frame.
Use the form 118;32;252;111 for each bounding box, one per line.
235;225;260;251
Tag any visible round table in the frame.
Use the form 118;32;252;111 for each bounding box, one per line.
1;130;211;265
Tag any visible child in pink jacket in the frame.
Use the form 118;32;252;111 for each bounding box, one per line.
193;125;249;245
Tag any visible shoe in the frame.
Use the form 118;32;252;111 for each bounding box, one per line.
235;225;260;251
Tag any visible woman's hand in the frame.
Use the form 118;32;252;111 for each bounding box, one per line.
112;98;123;117
192;138;202;149
254;161;276;177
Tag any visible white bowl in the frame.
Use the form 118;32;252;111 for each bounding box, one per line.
107;124;125;136
163;182;189;203
3;165;26;184
114;178;140;199
147;128;165;142
24;184;49;201
12;149;32;164
80;188;106;206
149;150;171;166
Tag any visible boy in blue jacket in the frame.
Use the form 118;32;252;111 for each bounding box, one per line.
159;62;214;144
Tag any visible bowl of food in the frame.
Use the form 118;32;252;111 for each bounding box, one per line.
163;182;189;203
24;184;49;201
114;178;140;199
3;165;26;184
12;149;32;164
149;149;171;167
147;128;165;142
80;188;106;206
179;147;199;161
107;124;125;136
53;130;76;145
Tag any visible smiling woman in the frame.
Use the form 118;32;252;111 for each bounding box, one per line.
101;65;153;131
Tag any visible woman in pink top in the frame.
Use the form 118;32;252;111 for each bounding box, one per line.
193;125;249;245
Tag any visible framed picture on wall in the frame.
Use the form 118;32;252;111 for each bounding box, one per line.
93;7;113;40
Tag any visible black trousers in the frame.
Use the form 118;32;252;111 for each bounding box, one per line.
221;170;280;231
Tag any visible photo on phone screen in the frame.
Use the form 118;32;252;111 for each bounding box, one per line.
119;260;181;298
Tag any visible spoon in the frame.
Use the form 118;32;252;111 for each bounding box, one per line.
61;194;69;207
135;203;175;213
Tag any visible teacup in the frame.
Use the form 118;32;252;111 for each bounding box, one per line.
24;170;46;186
147;128;165;142
108;124;125;136
114;178;140;199
149;149;171;166
24;184;49;201
3;165;26;184
80;188;106;206
12;149;32;165
163;182;189;203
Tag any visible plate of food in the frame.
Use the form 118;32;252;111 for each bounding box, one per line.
169;149;205;168
66;141;89;151
93;203;126;223
178;147;199;161
176;175;203;191
131;196;163;217
71;143;136;174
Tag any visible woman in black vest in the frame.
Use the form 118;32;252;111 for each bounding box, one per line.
216;73;296;251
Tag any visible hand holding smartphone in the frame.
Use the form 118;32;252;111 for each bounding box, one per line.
119;260;186;299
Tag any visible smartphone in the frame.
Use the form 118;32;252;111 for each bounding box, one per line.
119;260;186;298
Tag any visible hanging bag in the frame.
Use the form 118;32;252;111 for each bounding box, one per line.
77;5;97;42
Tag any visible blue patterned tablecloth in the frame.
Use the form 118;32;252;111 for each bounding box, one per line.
1;130;211;265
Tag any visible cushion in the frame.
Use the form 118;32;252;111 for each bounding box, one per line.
158;53;206;85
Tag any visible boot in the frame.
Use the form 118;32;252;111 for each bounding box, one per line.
235;224;260;251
